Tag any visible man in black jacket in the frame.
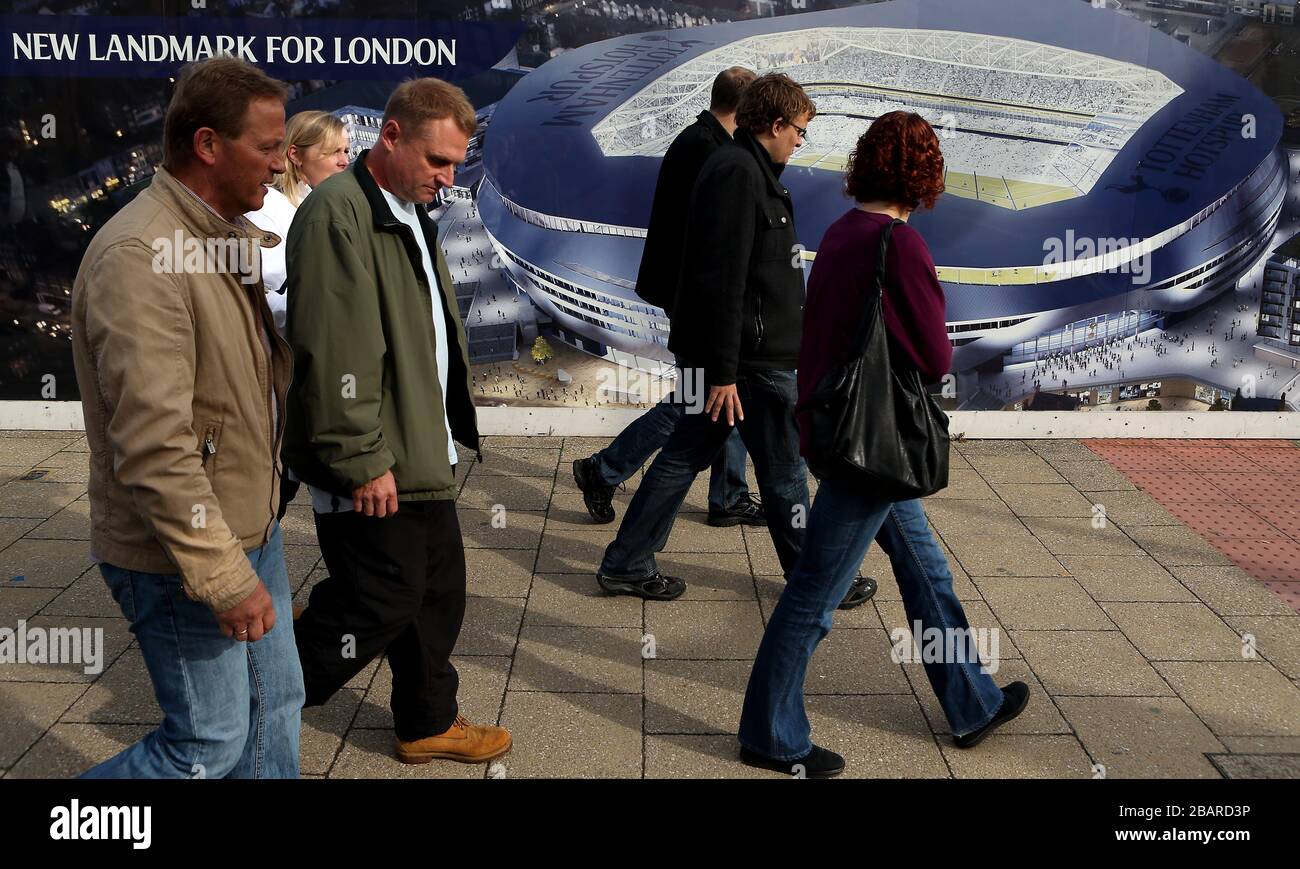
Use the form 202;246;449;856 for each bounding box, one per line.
573;67;762;529
595;74;875;607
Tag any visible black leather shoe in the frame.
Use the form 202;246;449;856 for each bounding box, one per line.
708;493;766;527
740;744;845;778
595;570;686;601
953;682;1030;749
838;576;877;610
572;458;615;524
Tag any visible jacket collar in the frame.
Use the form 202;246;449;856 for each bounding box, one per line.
353;148;440;238
353;149;404;231
696;109;731;147
734;128;789;200
149;166;280;248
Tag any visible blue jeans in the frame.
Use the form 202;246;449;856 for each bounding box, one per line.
81;524;305;779
590;392;750;512
600;368;808;578
738;480;1004;760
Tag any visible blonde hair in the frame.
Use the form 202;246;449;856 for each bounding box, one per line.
274;110;347;206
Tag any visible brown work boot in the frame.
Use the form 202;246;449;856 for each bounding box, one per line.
394;715;512;765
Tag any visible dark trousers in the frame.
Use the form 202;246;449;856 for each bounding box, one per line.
590;393;750;512
600;368;809;579
295;499;465;741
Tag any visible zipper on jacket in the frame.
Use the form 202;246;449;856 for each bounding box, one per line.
201;426;217;466
754;296;765;349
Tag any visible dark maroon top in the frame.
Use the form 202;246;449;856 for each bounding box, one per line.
796;208;951;457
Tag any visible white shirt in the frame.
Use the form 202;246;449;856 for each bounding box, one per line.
245;183;309;334
307;187;457;514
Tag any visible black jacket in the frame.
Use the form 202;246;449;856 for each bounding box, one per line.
668;128;802;386
634;110;732;311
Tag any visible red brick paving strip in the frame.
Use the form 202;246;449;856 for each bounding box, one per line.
1086;439;1300;612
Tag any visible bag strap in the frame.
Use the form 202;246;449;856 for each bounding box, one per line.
850;217;904;352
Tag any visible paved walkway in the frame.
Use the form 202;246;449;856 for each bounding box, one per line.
1;432;1298;779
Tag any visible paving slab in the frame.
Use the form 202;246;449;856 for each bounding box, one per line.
1169;565;1298;616
1012;630;1173;697
0;681;87;768
1154;661;1300;737
1102;602;1248;661
939;734;1095;779
5;724;152;778
990;483;1097;518
497;691;642;778
1058;555;1197;603
976;577;1114;630
1057;696;1224;778
0;538;97;588
525;573;642;627
644;734;770;779
644;600;766;661
509;625;643;693
1222;615;1300;679
1209;754;1300;779
464;548;536;598
644;659;751;735
22;501;90;540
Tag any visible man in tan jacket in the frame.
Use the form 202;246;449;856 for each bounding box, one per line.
71;57;304;778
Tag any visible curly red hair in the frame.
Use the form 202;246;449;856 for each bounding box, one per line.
844;111;945;210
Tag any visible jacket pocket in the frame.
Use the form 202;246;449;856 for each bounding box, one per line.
199;419;223;474
754;295;765;350
757;209;794;261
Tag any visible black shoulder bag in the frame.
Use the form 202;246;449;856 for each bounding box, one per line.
804;218;950;500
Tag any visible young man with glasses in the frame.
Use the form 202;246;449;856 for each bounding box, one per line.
594;73;876;610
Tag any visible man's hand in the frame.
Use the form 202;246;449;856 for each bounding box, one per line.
216;580;276;643
353;469;398;517
705;384;744;426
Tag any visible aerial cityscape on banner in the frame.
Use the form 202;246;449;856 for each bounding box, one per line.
1;0;1297;414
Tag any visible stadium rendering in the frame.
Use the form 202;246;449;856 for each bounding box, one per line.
478;0;1287;383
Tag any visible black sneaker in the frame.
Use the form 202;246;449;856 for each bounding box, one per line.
838;576;877;610
740;744;845;778
953;681;1031;749
572;458;615;524
708;493;766;527
595;570;686;601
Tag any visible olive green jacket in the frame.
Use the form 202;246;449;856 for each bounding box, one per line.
283;150;479;500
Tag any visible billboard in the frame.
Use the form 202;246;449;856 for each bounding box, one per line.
2;0;1297;416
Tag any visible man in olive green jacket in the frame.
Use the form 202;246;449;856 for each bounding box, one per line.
285;78;510;765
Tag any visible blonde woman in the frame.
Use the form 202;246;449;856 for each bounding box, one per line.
246;110;349;522
246;109;350;331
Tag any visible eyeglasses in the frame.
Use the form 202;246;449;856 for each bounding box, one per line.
790;122;809;145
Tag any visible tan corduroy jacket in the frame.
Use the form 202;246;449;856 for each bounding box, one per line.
71;167;292;613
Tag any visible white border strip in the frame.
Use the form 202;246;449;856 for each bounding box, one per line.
0;401;85;431
2;401;1296;439
474;407;1299;439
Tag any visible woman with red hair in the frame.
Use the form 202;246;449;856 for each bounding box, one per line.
737;112;1029;777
